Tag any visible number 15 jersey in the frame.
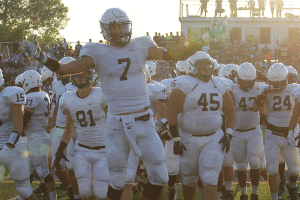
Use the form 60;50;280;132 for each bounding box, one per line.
80;36;157;115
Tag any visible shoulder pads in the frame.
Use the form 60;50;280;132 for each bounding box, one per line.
171;75;198;96
211;76;229;94
3;86;26;105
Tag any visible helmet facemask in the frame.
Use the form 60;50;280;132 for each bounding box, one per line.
101;21;132;47
71;70;94;88
237;77;255;92
269;78;288;93
191;59;213;82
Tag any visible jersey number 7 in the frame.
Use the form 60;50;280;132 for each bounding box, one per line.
118;58;131;81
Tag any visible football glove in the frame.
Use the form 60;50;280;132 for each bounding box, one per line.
173;137;187;156
20;35;47;63
219;128;233;153
155;118;168;136
53;142;69;172
0;145;11;165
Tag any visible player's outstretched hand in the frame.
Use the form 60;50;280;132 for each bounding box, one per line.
173;138;187;156
20;35;46;63
219;133;232;153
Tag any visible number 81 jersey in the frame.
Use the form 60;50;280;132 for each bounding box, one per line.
266;84;298;127
59;87;107;147
171;75;227;135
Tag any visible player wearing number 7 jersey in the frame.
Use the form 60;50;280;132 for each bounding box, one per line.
21;70;57;200
19;7;203;200
167;51;236;200
252;63;300;200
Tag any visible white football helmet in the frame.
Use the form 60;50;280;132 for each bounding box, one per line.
22;70;43;92
219;64;238;80
145;61;156;78
176;60;187;74
286;66;298;84
60;56;75;64
41;66;56;81
237;62;256;92
15;73;23;86
58;57;75;85
0;69;4;87
268;63;288;92
186;51;214;82
100;8;132;46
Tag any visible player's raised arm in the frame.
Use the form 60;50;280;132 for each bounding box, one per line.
20;35;95;76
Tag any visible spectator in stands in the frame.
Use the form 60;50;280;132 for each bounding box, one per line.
3;46;9;58
179;31;186;45
270;0;276;17
89;39;92;43
248;0;255;17
267;49;273;68
215;0;224;17
50;44;56;58
200;0;209;17
261;44;269;59
12;38;20;55
61;38;68;49
99;40;104;43
153;32;159;45
57;43;65;60
74;41;82;58
146;32;150;37
258;0;266;17
229;0;237;17
276;0;284;18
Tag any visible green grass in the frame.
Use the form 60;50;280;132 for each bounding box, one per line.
0;181;296;200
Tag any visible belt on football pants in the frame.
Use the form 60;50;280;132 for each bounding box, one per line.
235;127;256;132
78;143;105;150
119;113;150;122
192;132;215;137
267;122;289;137
56;126;66;129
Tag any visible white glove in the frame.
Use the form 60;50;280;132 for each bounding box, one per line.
287;130;296;147
0;146;11;165
20;35;47;63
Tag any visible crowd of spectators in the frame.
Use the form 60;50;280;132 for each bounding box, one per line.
151;31;186;48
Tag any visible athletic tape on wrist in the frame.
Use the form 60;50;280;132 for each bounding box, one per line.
160;118;168;125
173;137;181;142
6;131;20;148
225;128;233;135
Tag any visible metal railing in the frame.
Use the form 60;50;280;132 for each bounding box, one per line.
180;0;300;18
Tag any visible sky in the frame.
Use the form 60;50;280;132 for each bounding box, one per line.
60;0;181;43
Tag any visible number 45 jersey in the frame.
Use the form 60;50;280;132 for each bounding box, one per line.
59;87;107;147
24;91;51;140
80;36;157;115
232;83;267;130
171;75;227;135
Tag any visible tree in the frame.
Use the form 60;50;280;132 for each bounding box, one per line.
0;0;69;43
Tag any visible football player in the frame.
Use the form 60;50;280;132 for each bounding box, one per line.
253;63;300;200
167;51;236;200
15;73;24;87
54;70;109;200
0;69;34;200
219;64;238;83
20;7;214;200
48;57;80;200
286;66;298;84
231;63;266;200
21;70;57;200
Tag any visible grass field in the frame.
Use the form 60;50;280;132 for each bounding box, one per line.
0;181;297;200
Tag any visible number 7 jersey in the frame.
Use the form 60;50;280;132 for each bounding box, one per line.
80;36;157;115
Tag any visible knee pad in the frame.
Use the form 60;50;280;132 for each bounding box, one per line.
78;179;92;197
222;152;234;167
236;163;248;171
126;168;136;184
142;182;163;200
288;166;300;177
268;164;278;175
110;171;127;190
249;157;261;170
43;173;54;184
15;179;33;198
166;158;180;175
93;182;109;200
107;185;124;200
202;170;219;185
147;162;169;186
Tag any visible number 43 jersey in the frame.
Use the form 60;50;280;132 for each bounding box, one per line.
232;83;267;130
59;87;107;147
266;84;299;127
80;36;157;115
24;91;51;140
171;75;227;135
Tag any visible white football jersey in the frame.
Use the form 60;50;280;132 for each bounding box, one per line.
233;83;267;130
42;83;55;118
147;80;167;116
160;78;173;98
0;86;26;148
172;75;227;135
80;36;157;115
24;91;51;139
221;77;233;91
60;87;107;147
266;84;298;127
